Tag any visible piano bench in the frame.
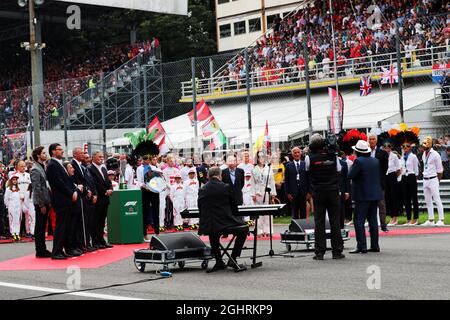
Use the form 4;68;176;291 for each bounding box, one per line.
219;225;249;272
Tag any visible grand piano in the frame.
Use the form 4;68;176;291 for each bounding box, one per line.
181;204;286;268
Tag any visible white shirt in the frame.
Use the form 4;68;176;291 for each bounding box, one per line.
422;149;444;178
370;148;377;158
17;171;31;193
386;152;401;174
401;152;419;176
237;162;254;174
136;165;145;189
181;166;194;181
125;164;134;189
163;166;181;186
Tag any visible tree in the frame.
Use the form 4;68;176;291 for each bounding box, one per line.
136;0;217;61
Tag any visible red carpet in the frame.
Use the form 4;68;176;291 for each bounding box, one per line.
0;243;147;271
1;228;449;271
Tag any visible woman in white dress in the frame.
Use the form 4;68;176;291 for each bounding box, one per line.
251;151;276;237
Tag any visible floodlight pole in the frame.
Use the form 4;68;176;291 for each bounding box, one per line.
29;0;41;146
329;0;341;130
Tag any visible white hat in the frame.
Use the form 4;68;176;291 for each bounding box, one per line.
10;173;20;180
188;167;196;174
107;170;116;175
245;172;252;177
352;140;371;153
174;172;182;178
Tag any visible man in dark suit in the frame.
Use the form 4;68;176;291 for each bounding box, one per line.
88;151;114;249
221;155;245;205
368;133;389;232
338;154;351;229
30;146;52;258
284;147;310;219
198;167;249;273
348;140;383;254
82;152;98;251
71;147;96;252
46;143;78;260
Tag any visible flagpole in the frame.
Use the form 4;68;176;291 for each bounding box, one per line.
329;0;342;131
395;20;404;122
245;49;253;149
191;57;199;156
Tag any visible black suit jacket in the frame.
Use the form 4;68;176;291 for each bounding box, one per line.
348;156;383;202
338;159;350;195
71;160;90;197
374;148;389;190
46;158;76;209
284;160;309;197
88;164;112;204
221;167;245;205
198;178;243;236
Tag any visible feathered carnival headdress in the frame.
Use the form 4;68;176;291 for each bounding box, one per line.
388;123;420;147
124;128;160;166
338;129;368;155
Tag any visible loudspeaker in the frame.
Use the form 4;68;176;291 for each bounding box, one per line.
150;232;207;251
289;217;330;232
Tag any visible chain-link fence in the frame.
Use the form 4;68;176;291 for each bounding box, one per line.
0;1;449;163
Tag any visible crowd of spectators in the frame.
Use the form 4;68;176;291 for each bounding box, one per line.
216;0;449;90
0;38;160;131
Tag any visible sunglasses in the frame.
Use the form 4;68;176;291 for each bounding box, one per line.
402;144;411;148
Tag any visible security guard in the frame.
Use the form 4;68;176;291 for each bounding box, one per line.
306;133;344;261
196;154;211;188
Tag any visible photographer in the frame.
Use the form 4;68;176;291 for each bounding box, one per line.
306;134;344;261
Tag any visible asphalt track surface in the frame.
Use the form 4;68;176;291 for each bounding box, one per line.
1;225;450;300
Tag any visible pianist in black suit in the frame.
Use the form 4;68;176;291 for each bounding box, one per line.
198;167;249;273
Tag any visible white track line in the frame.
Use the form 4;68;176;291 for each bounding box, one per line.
0;281;144;300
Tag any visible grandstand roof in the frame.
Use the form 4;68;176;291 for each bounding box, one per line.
162;82;438;147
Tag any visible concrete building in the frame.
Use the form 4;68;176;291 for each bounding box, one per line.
215;0;306;52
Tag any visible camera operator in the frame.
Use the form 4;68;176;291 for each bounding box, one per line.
306;133;344;261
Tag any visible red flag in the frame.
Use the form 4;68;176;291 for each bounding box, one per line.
329;88;344;134
264;121;271;157
187;99;212;123
147;116;169;154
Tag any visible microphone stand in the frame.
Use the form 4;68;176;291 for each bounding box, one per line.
257;162;294;259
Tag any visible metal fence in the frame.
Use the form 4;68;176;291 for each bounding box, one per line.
1;8;449;160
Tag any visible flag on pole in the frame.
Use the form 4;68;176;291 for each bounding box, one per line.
252;121;271;156
329;87;344;134
199;114;226;150
264;120;271;157
148;116;170;154
380;65;398;84
360;76;372;96
187;99;212;124
208;129;227;150
201;114;221;137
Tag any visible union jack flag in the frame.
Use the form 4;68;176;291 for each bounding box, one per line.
380;65;398;84
360;76;372;96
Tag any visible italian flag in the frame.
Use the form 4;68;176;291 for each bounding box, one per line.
209;129;226;150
